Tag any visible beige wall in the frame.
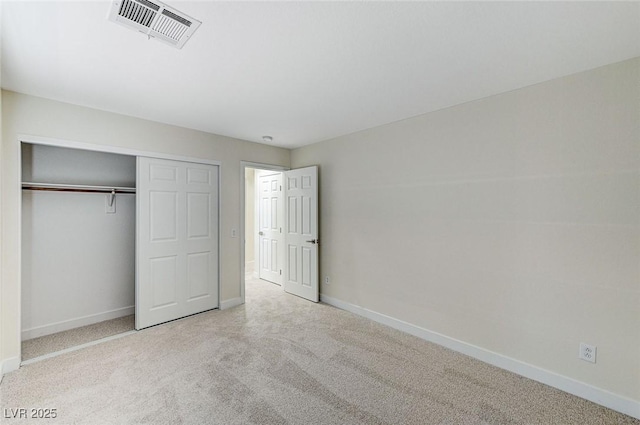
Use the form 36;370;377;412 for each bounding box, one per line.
292;58;640;401
0;90;290;368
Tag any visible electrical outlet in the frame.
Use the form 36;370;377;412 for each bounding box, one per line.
324;276;330;284
579;343;597;363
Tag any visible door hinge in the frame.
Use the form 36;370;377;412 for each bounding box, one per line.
280;227;282;233
279;270;282;275
280;185;282;191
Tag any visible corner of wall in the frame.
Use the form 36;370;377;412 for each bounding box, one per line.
220;297;243;310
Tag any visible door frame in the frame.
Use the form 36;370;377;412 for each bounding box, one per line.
16;133;221;366
240;161;289;304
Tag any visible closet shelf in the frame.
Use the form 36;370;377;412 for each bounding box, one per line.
22;182;136;194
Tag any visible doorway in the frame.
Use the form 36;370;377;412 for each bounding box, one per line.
241;162;319;304
244;166;285;290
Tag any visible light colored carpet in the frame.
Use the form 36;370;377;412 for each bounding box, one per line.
22;315;135;361
2;278;637;424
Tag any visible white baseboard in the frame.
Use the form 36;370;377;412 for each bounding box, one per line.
220;297;243;310
21;306;135;341
320;294;640;420
1;356;21;374
21;330;138;367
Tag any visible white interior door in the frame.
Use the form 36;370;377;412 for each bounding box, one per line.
284;166;318;302
257;171;284;285
136;157;219;329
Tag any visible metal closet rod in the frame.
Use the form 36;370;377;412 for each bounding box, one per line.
21;182;136;194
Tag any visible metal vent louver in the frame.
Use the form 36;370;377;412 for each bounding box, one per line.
108;0;201;49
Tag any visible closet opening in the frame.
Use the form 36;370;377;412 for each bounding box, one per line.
21;143;137;361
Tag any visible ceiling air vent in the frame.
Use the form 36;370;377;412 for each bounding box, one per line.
108;0;201;49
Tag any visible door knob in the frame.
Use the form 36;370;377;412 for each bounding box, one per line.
259;231;264;236
306;239;319;244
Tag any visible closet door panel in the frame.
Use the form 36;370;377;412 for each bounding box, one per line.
150;256;178;309
150;191;178;242
182;163;219;315
187;193;210;238
137;157;219;330
186;252;210;300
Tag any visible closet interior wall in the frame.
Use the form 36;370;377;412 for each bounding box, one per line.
21;143;137;340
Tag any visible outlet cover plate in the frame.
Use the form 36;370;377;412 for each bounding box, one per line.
579;343;597;363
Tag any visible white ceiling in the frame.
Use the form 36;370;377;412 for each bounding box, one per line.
2;1;639;149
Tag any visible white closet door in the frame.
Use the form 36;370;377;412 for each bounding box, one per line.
136;157;219;330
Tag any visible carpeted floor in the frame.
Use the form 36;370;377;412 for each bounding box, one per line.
1;277;638;424
22;315;135;361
